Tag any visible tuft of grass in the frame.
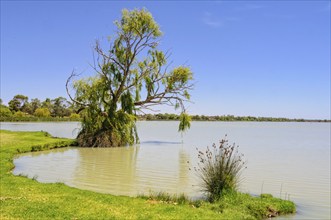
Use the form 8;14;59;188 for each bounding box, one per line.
194;136;246;202
138;191;190;205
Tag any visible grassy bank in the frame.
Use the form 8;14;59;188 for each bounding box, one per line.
0;116;80;122
0;130;295;219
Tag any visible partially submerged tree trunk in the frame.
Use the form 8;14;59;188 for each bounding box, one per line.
77;108;138;147
66;9;193;147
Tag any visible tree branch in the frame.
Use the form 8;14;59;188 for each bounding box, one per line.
65;70;90;107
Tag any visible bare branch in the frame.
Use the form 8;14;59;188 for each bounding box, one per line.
65;70;90;107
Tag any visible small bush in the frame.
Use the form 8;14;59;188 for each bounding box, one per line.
14;111;27;118
34;107;51;117
194;136;246;202
0;106;12;117
69;113;80;120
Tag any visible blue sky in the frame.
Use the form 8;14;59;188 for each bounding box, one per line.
1;1;330;119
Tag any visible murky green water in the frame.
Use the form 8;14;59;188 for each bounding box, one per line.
2;121;330;219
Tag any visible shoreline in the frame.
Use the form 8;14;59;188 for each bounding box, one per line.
1;118;330;123
1;130;296;219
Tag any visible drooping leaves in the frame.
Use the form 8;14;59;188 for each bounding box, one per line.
121;91;134;114
178;112;191;132
67;9;193;147
167;67;193;91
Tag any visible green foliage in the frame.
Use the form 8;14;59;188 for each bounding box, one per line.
0;105;12;117
117;8;162;38
138;191;190;205
13;111;27;118
51;97;71;117
68;9;193;147
21;102;33;114
34;107;51;117
41;98;52;110
30;98;41;113
8;94;28;112
213;191;295;219
139;114;329;122
69;113;80;120
3;95;75;120
0;117;80;122
194;137;246;202
167;67;193;92
178;112;191;132
77;109;138;147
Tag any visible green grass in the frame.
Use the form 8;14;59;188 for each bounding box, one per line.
0;116;81;122
137;191;190;205
0;130;295;219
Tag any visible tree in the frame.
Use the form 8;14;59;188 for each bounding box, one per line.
41;98;52;112
67;9;193;147
21;102;33;115
30;98;41;113
8;95;28;112
51;97;71;117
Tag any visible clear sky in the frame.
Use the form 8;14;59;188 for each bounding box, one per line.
1;1;330;119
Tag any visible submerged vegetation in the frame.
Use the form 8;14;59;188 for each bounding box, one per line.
0;130;295;219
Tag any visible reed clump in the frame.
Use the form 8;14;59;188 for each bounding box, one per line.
194;136;246;202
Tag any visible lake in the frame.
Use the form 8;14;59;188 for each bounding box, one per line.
2;121;330;219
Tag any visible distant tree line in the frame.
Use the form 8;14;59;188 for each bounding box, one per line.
139;114;330;122
0;95;80;121
1;95;329;122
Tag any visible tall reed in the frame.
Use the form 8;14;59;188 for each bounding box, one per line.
194;136;246;202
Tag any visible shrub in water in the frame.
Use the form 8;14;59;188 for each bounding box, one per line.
194;136;246;202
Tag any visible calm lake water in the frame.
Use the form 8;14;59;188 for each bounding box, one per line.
2;121;330;219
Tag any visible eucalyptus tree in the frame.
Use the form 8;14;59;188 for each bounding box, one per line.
67;9;193;147
8;95;28;112
30;98;42;113
41;98;52;111
51;97;71;117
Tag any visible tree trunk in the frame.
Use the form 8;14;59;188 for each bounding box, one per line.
76;103;138;147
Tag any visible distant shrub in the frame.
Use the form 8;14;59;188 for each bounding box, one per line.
69;113;80;120
194;136;246;202
14;111;27;118
34;107;51;117
0;106;12;117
